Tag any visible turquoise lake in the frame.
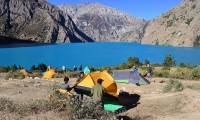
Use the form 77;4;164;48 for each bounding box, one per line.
0;42;200;69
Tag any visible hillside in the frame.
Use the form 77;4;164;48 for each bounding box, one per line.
142;0;200;47
58;3;147;42
0;0;93;44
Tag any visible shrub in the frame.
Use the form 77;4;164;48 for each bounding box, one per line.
187;85;200;91
163;54;176;67
53;73;65;78
127;57;142;68
194;35;200;47
151;63;162;67
5;70;25;80
169;67;192;79
179;63;187;68
66;71;79;78
0;98;63;115
36;63;47;72
163;79;184;93
144;59;149;65
50;89;116;119
29;70;43;78
0;66;11;73
113;63;129;70
191;66;200;79
153;70;170;78
0;98;15;112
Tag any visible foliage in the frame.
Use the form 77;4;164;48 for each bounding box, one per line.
144;59;150;65
113;63;129;70
151;63;162;67
153;70;170;78
191;66;200;79
194;35;200;47
0;66;11;73
127;57;142;68
53;73;65;78
30;63;47;72
163;79;184;93
36;63;47;72
50;90;117;119
0;98;63;115
11;64;18;71
163;54;176;67
167;20;173;28
169;67;192;79
66;71;79;78
5;70;25;80
28;70;43;78
187;84;200;91
30;65;36;72
185;18;193;25
179;62;187;68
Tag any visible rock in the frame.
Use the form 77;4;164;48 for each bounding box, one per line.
34;77;40;80
142;0;200;47
159;80;165;83
33;83;41;86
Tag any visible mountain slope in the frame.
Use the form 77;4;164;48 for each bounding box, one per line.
58;3;147;42
0;0;93;44
142;0;200;47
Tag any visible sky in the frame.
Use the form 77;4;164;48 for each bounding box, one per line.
46;0;183;20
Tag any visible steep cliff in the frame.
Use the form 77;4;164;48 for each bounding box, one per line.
58;3;147;42
142;0;200;47
0;0;93;44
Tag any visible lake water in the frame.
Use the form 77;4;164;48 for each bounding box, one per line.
0;42;200;69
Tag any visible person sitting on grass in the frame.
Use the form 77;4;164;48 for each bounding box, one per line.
60;77;72;91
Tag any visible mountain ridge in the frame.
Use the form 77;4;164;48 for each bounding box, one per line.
141;0;200;47
58;3;147;42
0;0;93;44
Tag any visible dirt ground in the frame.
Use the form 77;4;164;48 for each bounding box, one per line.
0;73;200;120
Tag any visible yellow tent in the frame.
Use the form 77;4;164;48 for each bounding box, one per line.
20;69;28;76
75;70;119;98
43;69;55;79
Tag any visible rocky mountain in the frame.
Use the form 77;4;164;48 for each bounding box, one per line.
58;3;147;42
0;0;93;44
142;0;200;47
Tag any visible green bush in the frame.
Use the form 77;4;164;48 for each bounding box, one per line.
127;57;142;68
0;98;63;115
53;73;65;78
0;66;11;73
191;66;200;79
113;63;129;70
170;67;192;79
187;85;200;91
5;70;25;80
29;70;43;78
151;63;162;67
153;70;170;78
163;79;184;93
66;71;79;78
163;54;176;67
50;90;116;119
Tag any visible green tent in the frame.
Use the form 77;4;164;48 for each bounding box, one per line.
83;66;90;74
113;70;150;85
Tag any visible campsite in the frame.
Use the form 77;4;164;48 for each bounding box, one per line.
0;68;200;120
